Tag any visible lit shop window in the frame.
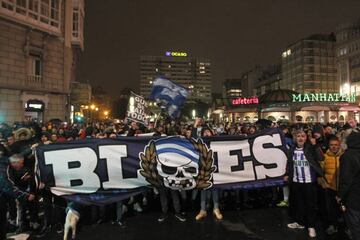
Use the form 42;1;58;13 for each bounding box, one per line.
0;0;61;33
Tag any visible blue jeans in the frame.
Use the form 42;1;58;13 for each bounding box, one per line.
200;189;219;211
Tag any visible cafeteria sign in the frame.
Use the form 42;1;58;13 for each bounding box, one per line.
292;93;356;103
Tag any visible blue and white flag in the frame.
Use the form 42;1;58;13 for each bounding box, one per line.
150;77;188;118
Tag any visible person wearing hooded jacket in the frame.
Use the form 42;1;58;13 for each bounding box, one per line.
338;131;360;240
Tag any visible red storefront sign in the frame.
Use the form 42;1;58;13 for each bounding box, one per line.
232;96;259;105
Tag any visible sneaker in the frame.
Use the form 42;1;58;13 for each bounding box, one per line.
30;222;40;230
287;222;305;229
174;213;186;222
157;213;168;223
9;219;17;227
308;228;316;238
96;219;104;225
195;210;207;221
112;220;125;227
37;225;51;237
142;197;148;206
213;208;223;220
325;225;337;235
276;200;289;207
345;228;352;239
54;223;64;234
133;202;143;213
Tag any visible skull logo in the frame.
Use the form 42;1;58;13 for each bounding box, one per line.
155;138;200;190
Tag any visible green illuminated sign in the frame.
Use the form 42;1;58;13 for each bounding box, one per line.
292;93;356;103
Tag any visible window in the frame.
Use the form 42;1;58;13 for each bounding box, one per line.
28;54;42;76
26;54;43;87
28;0;39;20
0;0;60;32
72;10;79;37
1;0;15;11
16;0;26;15
50;0;59;27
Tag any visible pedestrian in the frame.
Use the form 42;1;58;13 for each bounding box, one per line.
0;154;34;239
338;131;360;240
319;137;343;235
286;130;324;238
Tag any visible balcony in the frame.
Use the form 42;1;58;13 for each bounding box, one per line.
26;75;44;89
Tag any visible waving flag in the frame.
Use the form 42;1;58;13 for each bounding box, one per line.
150;77;188;118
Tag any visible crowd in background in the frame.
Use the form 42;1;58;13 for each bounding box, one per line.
0;117;360;240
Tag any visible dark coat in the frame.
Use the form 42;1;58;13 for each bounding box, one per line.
286;142;324;183
0;157;28;200
338;131;360;210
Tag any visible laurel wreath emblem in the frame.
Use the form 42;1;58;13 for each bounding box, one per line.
139;138;216;189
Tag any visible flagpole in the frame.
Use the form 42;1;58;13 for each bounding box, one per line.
154;107;164;128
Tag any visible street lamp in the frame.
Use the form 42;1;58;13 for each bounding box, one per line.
192;109;196;119
90;104;95;110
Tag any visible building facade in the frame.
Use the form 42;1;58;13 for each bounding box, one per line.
281;34;337;93
222;78;242;98
0;0;84;124
254;65;282;96
336;19;360;99
140;52;212;103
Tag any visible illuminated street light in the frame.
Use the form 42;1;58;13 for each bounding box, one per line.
95;107;99;111
90;104;95;110
104;111;109;116
192;109;196;119
85;105;89;109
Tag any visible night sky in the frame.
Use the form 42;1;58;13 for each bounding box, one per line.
79;0;360;97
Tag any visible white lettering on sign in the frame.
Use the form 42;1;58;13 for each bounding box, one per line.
100;145;146;189
45;146;148;195
45;148;101;195
43;134;287;195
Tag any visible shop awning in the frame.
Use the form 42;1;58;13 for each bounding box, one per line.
213;109;224;114
300;106;331;111
261;107;291;112
339;106;360;111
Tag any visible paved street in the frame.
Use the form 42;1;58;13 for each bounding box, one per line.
29;207;348;240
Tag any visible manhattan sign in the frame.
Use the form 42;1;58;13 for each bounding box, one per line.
292;93;356;103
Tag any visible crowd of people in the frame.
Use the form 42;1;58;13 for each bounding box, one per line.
0;117;359;240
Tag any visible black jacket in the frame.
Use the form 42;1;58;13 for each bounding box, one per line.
0;157;28;200
286;142;324;183
338;131;360;210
